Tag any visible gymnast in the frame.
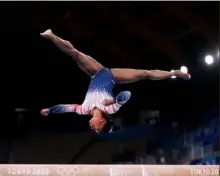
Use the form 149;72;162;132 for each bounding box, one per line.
40;29;191;134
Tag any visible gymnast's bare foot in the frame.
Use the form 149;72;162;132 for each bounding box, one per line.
40;29;53;39
41;108;50;116
174;70;191;80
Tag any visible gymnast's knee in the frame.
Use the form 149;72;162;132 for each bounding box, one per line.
138;70;150;79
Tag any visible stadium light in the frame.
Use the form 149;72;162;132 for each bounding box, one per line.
160;157;166;164
205;55;214;65
180;66;188;73
15;108;27;112
170;70;176;79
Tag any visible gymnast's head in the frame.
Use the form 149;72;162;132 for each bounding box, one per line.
89;108;118;134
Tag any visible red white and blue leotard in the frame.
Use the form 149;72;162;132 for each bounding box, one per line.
48;68;131;115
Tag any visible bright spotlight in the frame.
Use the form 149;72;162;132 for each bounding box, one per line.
180;66;188;73
217;51;219;58
15;108;27;112
205;55;214;65
170;70;176;79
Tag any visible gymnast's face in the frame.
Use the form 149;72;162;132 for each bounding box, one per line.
89;109;107;133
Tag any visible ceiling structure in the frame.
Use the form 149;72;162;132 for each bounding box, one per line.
2;2;218;66
32;2;218;67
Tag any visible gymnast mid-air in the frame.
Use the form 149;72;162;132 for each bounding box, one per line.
40;29;191;134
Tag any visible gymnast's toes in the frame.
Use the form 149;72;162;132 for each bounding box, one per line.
40;29;53;38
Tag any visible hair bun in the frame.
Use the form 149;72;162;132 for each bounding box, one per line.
112;124;120;131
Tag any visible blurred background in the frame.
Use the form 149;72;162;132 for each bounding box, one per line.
0;2;219;164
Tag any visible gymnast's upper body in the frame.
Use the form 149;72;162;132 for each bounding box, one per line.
41;90;130;115
41;68;131;134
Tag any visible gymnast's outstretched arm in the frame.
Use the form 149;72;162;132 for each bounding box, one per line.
41;104;87;116
111;68;191;84
40;29;103;77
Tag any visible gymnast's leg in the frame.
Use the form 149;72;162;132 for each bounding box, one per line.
40;29;104;76
111;68;191;84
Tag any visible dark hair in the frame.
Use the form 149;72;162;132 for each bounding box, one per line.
102;118;120;133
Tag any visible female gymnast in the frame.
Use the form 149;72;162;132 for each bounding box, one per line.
40;29;191;134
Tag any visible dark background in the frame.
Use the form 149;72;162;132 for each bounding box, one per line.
0;2;219;164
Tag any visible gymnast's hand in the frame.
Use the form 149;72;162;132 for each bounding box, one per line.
41;108;50;116
174;70;191;80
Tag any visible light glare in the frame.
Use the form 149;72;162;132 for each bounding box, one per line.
205;55;214;65
170;70;176;79
180;66;188;73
